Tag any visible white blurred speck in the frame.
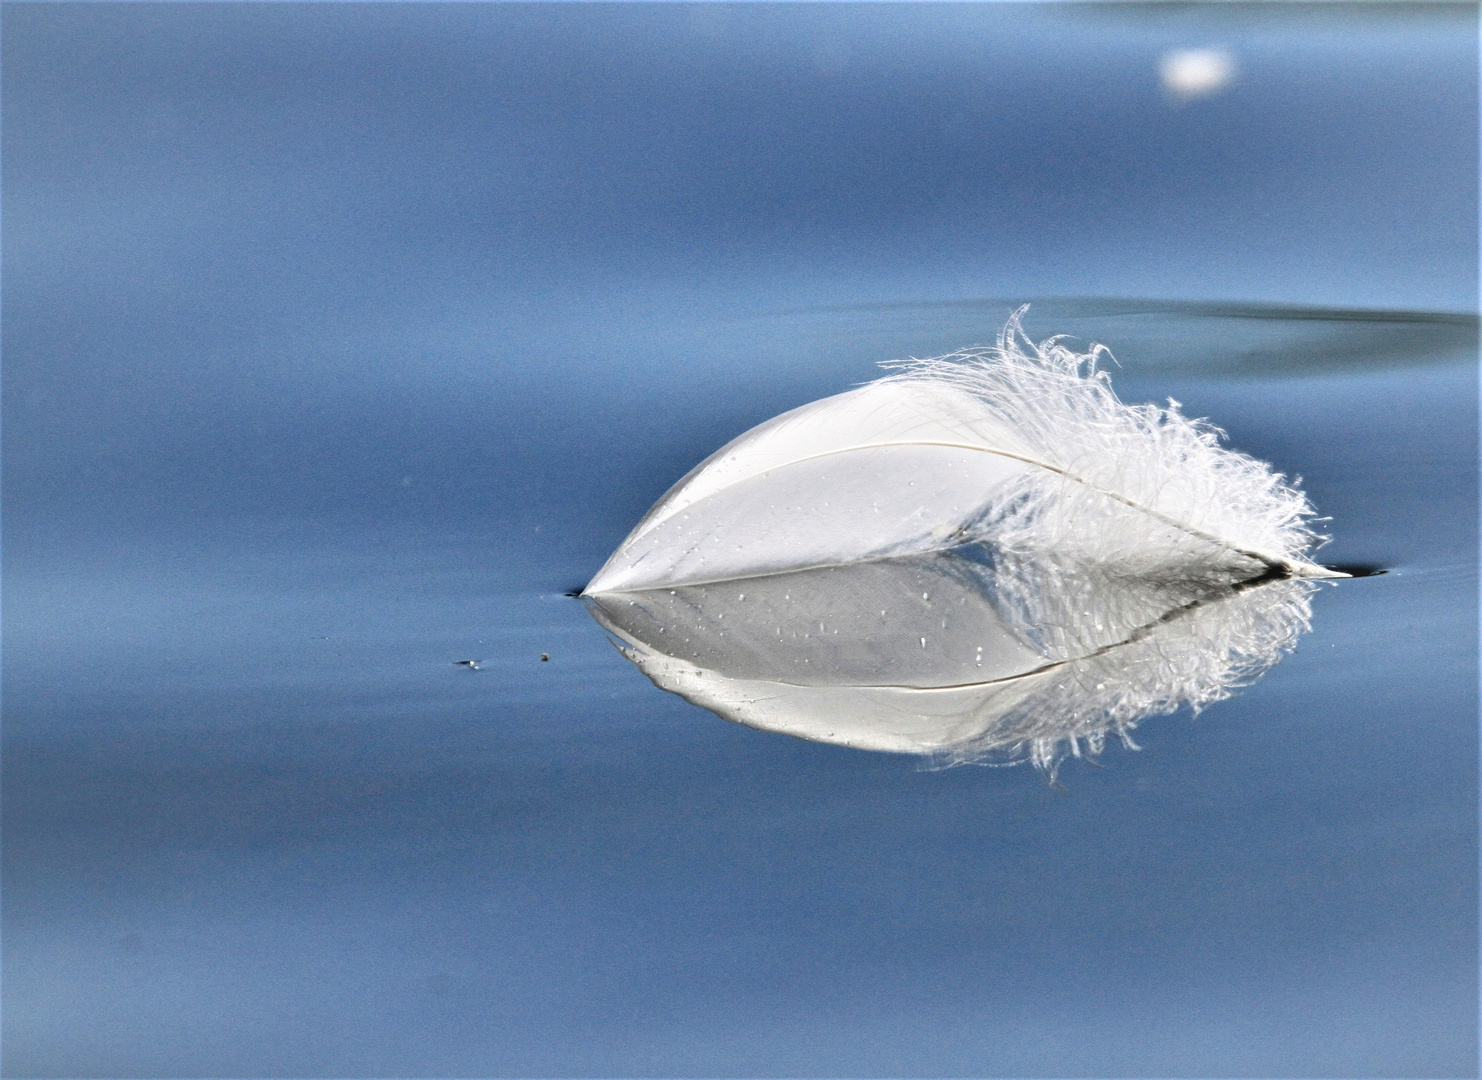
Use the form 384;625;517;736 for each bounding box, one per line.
1160;48;1236;100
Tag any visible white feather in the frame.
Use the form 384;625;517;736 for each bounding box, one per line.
585;308;1339;773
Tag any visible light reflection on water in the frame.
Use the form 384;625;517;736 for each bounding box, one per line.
754;298;1478;380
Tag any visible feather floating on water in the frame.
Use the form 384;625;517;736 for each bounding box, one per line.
584;309;1341;773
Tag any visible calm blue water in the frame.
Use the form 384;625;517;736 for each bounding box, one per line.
3;4;1477;1076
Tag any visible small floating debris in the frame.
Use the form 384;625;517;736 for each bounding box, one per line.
540;653;550;662
455;660;481;670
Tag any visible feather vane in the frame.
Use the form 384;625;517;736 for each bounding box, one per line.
584;309;1339;772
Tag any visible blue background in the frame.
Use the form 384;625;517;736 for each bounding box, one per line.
4;3;1477;1076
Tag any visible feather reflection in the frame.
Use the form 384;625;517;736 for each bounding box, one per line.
585;526;1319;776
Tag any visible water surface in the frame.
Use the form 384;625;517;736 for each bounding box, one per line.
3;4;1476;1076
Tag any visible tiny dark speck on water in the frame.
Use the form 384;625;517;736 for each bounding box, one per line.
540;653;549;662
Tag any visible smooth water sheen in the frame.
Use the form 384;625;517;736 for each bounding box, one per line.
4;4;1476;1077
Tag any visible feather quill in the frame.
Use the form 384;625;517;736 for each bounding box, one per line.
585;308;1339;773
